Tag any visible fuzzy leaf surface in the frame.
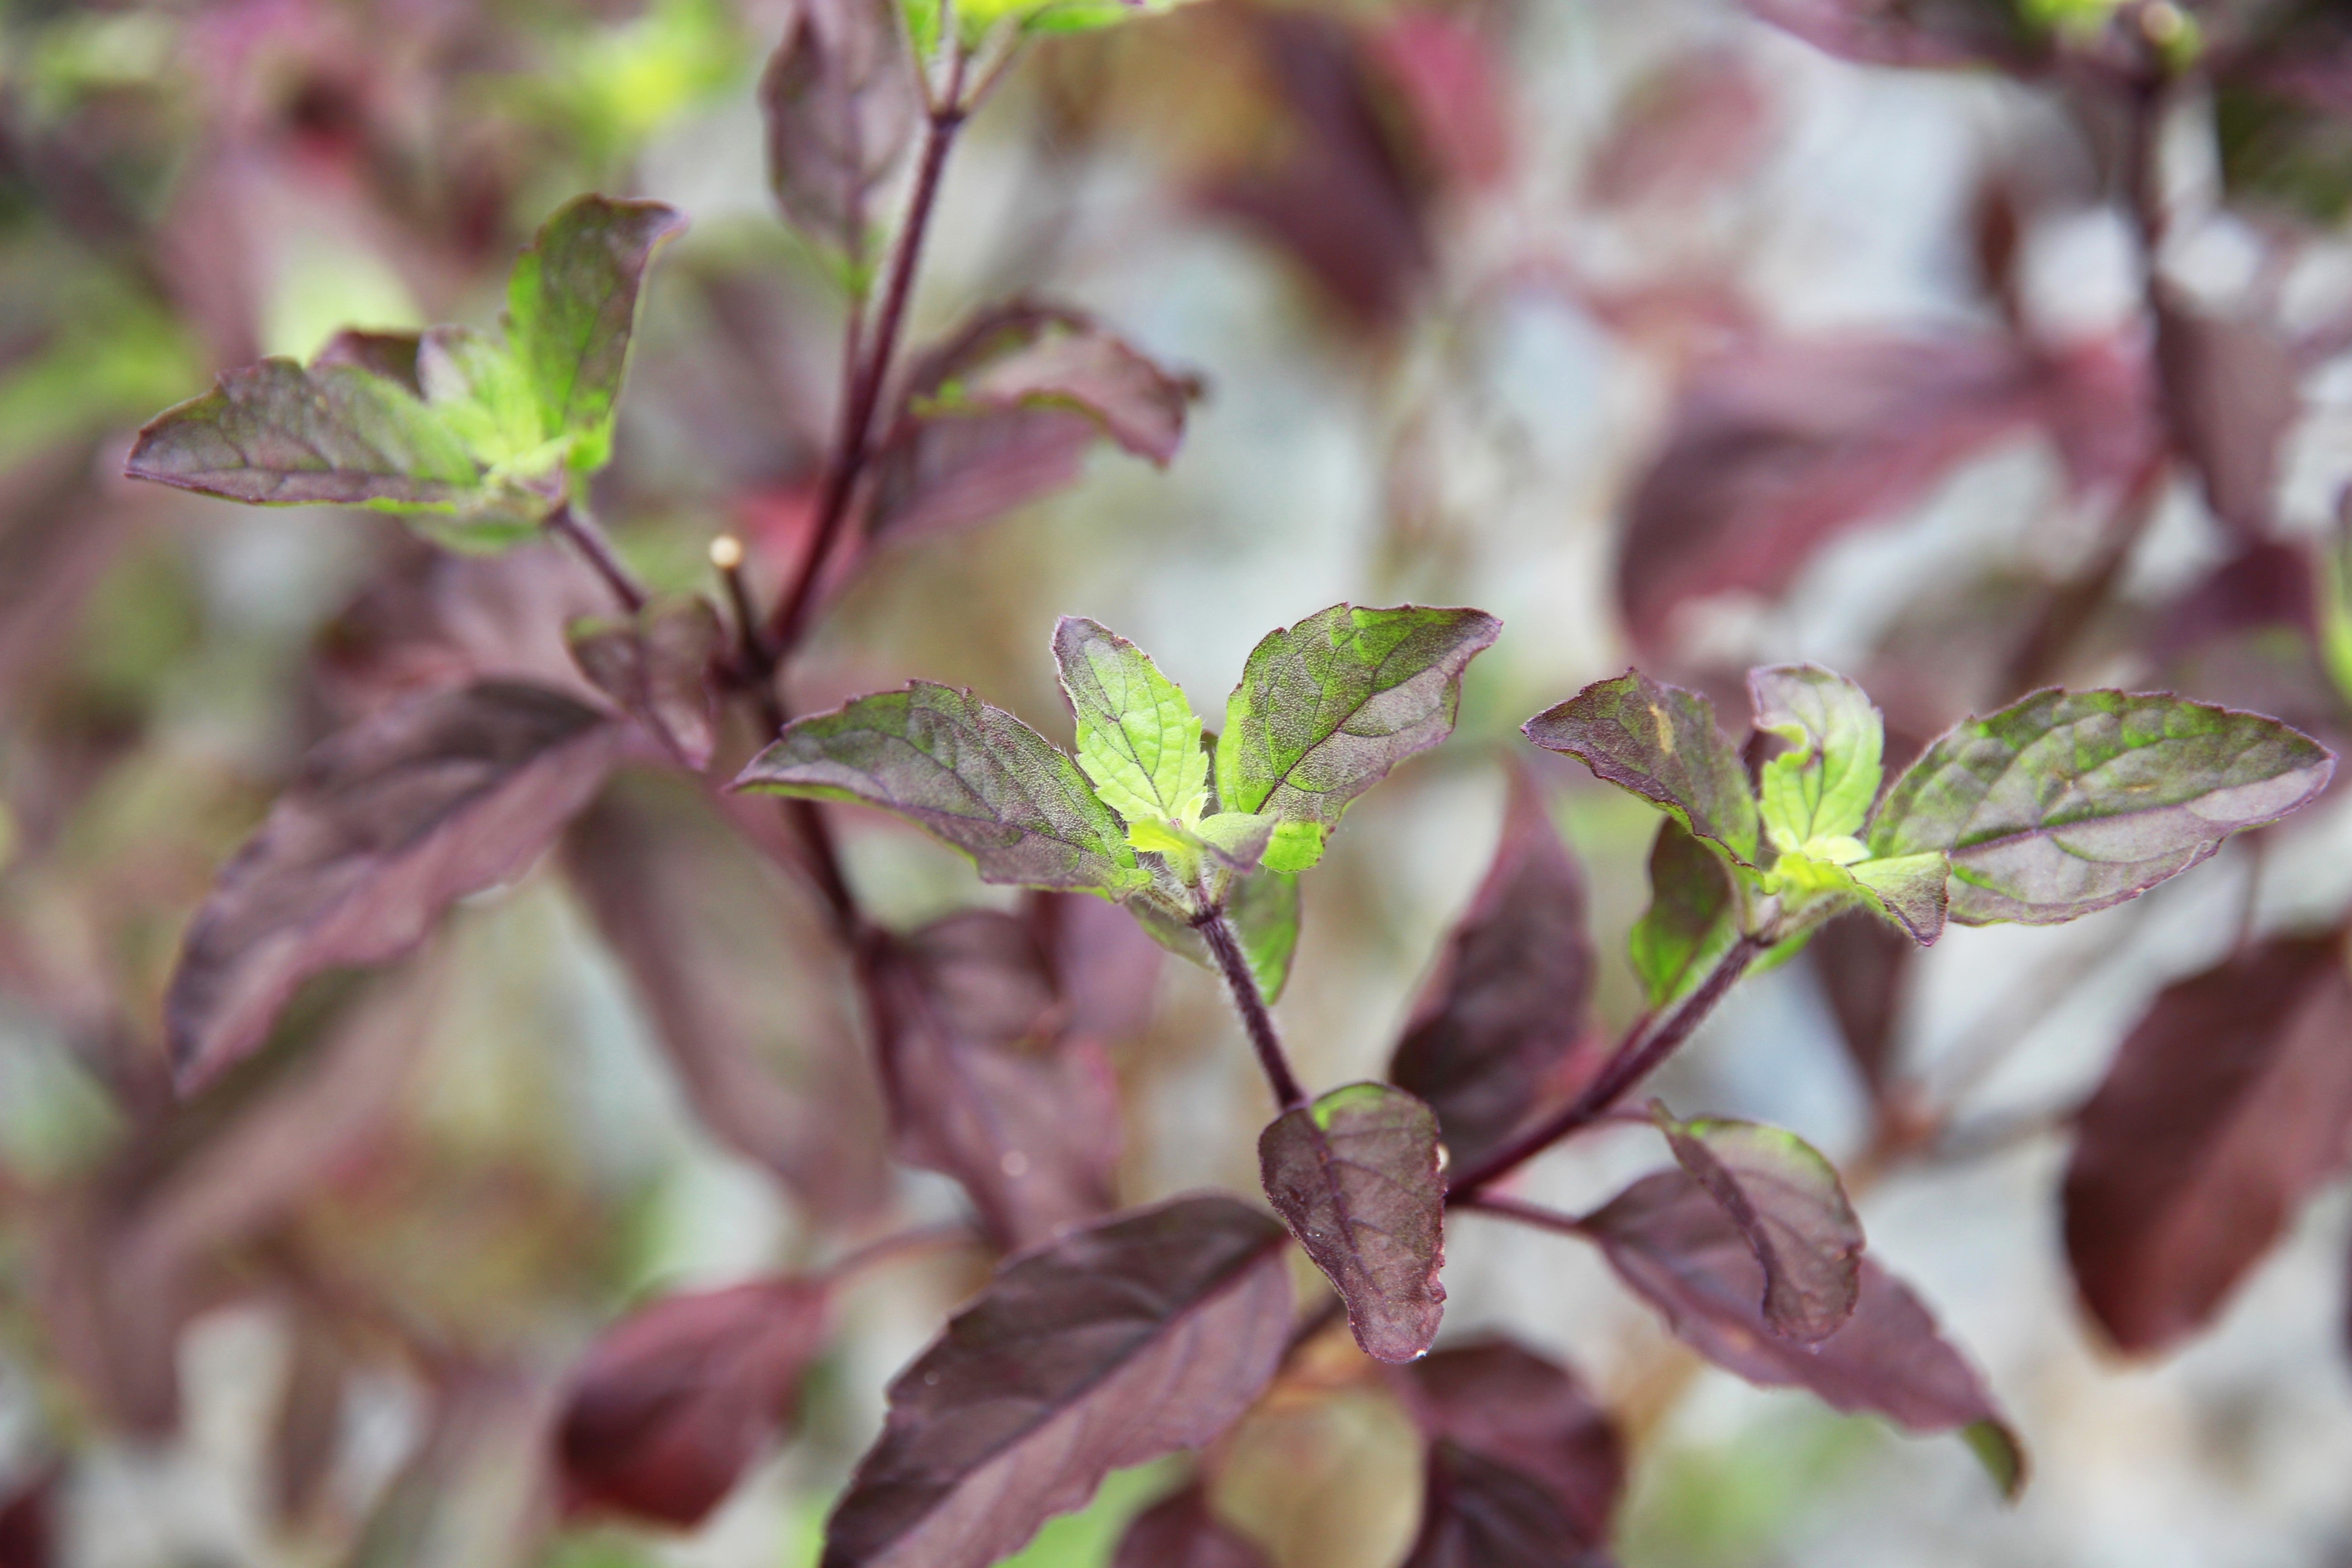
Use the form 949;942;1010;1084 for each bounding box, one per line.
1217;603;1499;832
1628;818;1739;1011
1525;671;1760;862
168;681;618;1090
1389;769;1594;1171
1870;689;2334;924
2064;933;2352;1354
1259;1082;1447;1362
1654;1110;1864;1343
1055;617;1209;825
735;681;1145;895
762;0;917;260
821;1195;1292;1568
557;1279;830;1528
505;195;687;474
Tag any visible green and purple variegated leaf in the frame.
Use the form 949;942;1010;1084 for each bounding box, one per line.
1524;671;1760;863
1652;1107;1864;1343
1869;689;2334;925
1259;1082;1447;1362
734;681;1147;897
1627;818;1740;1011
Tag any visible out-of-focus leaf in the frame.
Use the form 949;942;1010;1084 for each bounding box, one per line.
1583;48;1771;211
1055;617;1210;827
1735;0;2041;68
1229;868;1301;1002
1525;670;1760;863
1388;769;1593;1171
822;1195;1293;1568
867;305;1198;544
270;1314;346;1532
1749;664;1881;857
873;910;1122;1247
735;681;1147;896
168;681;619;1090
1216;603;1499;835
1628;817;1739;1012
1397;1339;1623;1558
2152;290;2302;542
1868;689;2333;925
1402;1444;1609;1568
762;0;917;265
1583;1169;2021;1494
2063;933;2352;1354
567;595;724;769
1653;1108;1864;1344
565;780;889;1221
0;1470;50;1568
558;1279;830;1528
1809;911;1913;1096
505;195;689;475
2217;29;2352;225
1112;1485;1269;1568
1368;10;1513;190
1259;1082;1446;1363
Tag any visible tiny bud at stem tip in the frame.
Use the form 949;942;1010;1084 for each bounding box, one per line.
710;534;745;571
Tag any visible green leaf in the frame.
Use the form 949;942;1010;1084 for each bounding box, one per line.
1868;690;2334;925
505;194;688;475
1524;670;1761;863
1215;603;1500;833
949;0;1200;43
1849;851;1949;945
418;327;554;470
733;681;1147;897
1230;869;1300;1003
1054;617;1209;827
1629;818;1738;1012
1749;664;1883;858
1261;819;1325;873
901;0;942;56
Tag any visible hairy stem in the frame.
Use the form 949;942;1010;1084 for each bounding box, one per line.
1447;935;1762;1201
548;500;647;615
1197;907;1307;1111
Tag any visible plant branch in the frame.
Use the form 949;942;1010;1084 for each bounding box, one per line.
820;1221;976;1284
1454;1191;1590;1240
1196;906;1307;1111
548;500;647;615
1447;935;1762;1201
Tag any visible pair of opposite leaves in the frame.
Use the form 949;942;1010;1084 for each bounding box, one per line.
741;610;2333;1367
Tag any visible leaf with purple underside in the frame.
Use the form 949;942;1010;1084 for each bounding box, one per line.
167;680;619;1091
557;1279;830;1528
762;0;917;265
2064;932;2352;1355
1524;670;1760;863
1809;912;1913;1098
1389;769;1594;1171
821;1195;1292;1568
1869;689;2334;925
872;910;1123;1248
568;594;723;769
1113;1485;1269;1568
1652;1107;1864;1343
1259;1082;1446;1362
1583;1168;2023;1496
1397;1338;1623;1558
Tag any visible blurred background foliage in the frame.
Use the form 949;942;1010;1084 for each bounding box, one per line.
5;0;2352;1563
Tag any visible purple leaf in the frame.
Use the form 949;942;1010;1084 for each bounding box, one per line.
1398;1338;1624;1552
1808;912;1913;1098
867;304;1199;544
761;0;918;259
1524;669;1761;862
2063;933;2352;1354
1389;768;1595;1171
567;594;725;770
1584;1169;2022;1494
872;910;1124;1248
565;780;890;1221
822;1195;1293;1568
167;681;619;1091
1734;0;2039;69
2153;289;2303;541
1113;1486;1270;1568
1652;1107;1865;1343
1402;1444;1611;1568
558;1279;831;1528
0;1469;51;1568
1259;1082;1447;1362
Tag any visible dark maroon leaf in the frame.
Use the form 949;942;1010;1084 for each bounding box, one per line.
1735;0;2040;69
2063;933;2352;1355
1809;911;1913;1097
1585;1169;2021;1493
565;779;889;1222
2153;289;2303;541
2152;541;2318;662
1389;768;1594;1171
567;594;724;769
762;0;918;260
167;681;619;1090
0;1470;50;1568
1259;1082;1447;1362
1617;336;2056;652
559;1278;830;1528
1399;1339;1623;1549
1653;1109;1864;1343
1403;1443;1609;1568
1028;888;1166;1046
872;910;1123;1248
822;1195;1293;1568
1113;1485;1270;1568
1524;670;1760;862
867;304;1199;544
